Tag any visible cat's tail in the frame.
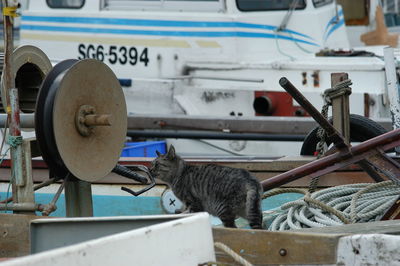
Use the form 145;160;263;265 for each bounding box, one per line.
246;186;263;229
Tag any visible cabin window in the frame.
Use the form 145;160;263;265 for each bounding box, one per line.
103;0;222;12
383;0;400;27
236;0;306;12
336;0;368;25
312;0;333;8
47;0;85;8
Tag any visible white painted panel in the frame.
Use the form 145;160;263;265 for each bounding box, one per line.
2;213;215;266
337;234;400;265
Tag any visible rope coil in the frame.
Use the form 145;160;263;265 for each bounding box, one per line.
265;181;400;231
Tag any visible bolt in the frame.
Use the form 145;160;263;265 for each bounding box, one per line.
279;248;287;256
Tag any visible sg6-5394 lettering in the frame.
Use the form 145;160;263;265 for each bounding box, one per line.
78;44;149;66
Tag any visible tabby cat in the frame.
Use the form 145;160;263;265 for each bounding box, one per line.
150;145;263;229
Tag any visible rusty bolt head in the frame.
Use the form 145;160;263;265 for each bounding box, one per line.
279;248;287;256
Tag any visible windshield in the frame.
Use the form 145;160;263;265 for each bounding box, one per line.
47;0;84;8
236;0;306;12
313;0;333;7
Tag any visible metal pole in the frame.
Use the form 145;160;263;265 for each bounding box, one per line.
2;1;31;213
384;47;400;154
65;176;93;217
127;130;306;141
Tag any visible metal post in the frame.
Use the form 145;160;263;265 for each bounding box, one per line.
65;176;93;217
13;138;35;214
384;47;400;154
2;2;31;213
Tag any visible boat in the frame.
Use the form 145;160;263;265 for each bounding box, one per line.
13;0;399;157
1;1;400;261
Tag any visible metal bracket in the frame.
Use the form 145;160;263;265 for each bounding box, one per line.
120;165;156;197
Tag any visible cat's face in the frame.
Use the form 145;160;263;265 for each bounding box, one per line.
150;145;179;184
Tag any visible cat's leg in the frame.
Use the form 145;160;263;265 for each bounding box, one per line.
188;201;203;213
246;190;263;229
214;202;237;228
220;215;237;228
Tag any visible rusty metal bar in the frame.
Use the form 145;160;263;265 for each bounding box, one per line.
0;203;43;212
306;143;400;180
84;114;113;126
41;177;67;216
262;129;400;191
279;77;347;149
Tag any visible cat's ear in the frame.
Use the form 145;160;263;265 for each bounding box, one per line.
156;150;161;157
167;145;176;159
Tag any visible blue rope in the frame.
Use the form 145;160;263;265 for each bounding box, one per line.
7;135;23;148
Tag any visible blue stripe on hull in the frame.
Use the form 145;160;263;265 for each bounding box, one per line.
21;24;319;46
22;15;315;41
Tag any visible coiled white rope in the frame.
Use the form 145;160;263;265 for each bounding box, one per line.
264;181;400;231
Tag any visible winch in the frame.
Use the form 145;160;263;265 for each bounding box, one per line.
1;47;155;216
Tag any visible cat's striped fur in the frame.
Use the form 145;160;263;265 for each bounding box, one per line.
150;145;263;229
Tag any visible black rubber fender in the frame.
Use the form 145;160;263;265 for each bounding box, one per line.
300;114;388;155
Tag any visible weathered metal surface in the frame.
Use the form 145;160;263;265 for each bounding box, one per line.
14;138;35;215
384;47;400;131
65;178;93;217
35;59;77;179
75;105;113;137
337;234;400;265
127;129;306;141
51;59;127;182
127;114;320;134
1;45;52;113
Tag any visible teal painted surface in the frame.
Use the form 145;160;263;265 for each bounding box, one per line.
0;192;164;217
0;192;302;217
261;193;303;210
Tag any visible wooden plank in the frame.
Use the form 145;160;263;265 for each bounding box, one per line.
212;228;342;265
293;220;400;235
0;214;51;258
